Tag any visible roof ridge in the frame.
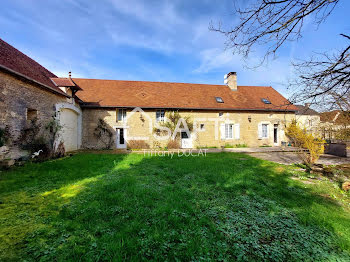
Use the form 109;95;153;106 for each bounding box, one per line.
56;77;271;88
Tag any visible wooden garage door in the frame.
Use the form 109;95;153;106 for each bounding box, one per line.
60;108;79;152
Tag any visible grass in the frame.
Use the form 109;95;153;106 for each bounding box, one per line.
0;153;349;261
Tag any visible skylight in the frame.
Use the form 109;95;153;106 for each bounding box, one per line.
215;97;224;103
261;98;271;104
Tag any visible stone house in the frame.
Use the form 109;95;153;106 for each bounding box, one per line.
0;38;298;156
61;76;297;149
320;110;350;140
0;39;82;159
294;104;320;135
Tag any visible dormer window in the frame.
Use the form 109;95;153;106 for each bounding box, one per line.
261;98;271;104
215;97;224;103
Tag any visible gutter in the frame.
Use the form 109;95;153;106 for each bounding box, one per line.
0;64;70;98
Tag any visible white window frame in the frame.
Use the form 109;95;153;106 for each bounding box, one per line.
261;124;268;138
257;123;271;139
225;124;234;139
117;108;127;122
156;109;165;122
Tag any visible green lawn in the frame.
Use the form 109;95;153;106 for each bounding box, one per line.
0;153;349;261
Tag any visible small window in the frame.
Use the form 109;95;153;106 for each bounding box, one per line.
309;119;312;126
225;124;233;139
26;108;37;121
117;109;127;122
219;112;224;117
156;110;165;122
200;124;205;130
261;98;271;104
215;97;224;103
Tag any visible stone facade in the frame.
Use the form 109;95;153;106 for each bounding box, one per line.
0;71;71;158
295;114;321;135
0;70;296;154
81;107;295;149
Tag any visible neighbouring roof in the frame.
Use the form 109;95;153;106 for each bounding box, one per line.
320;110;350;125
0;38;67;96
51;77;76;87
50;77;82;91
295;105;319;115
65;78;298;111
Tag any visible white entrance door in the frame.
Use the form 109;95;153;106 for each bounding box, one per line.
116;128;127;149
181;131;192;149
60;108;79;152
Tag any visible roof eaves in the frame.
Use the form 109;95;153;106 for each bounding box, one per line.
80;103;297;112
0;64;70;98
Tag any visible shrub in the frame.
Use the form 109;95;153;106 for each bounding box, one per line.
17;119;51;160
46;117;62;150
0;127;9;147
93;119;113;149
24;137;51;161
154;111;193;139
335;127;350;140
167;140;180;149
127;140;150;150
286;120;325;166
224;143;248;148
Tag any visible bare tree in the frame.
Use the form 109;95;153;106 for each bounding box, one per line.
210;0;349;110
290;34;350;110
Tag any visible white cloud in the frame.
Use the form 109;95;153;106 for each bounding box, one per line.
193;48;241;73
108;0;184;30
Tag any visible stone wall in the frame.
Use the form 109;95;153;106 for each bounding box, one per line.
0;71;67;159
81;107;295;149
324;143;347;157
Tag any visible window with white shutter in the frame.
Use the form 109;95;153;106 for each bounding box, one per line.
220;123;225;140
262;124;268;138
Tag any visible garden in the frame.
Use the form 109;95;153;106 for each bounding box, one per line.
0;152;349;261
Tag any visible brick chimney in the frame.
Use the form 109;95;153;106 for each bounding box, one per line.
225;72;237;91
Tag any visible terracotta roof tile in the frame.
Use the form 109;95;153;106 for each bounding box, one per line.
69;78;297;111
321;110;350;124
0;38;66;95
50;77;76;87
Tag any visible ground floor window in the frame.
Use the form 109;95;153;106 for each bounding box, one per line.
225;124;233;139
262;124;268;138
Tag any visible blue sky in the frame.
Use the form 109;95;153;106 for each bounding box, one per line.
1;0;349;97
